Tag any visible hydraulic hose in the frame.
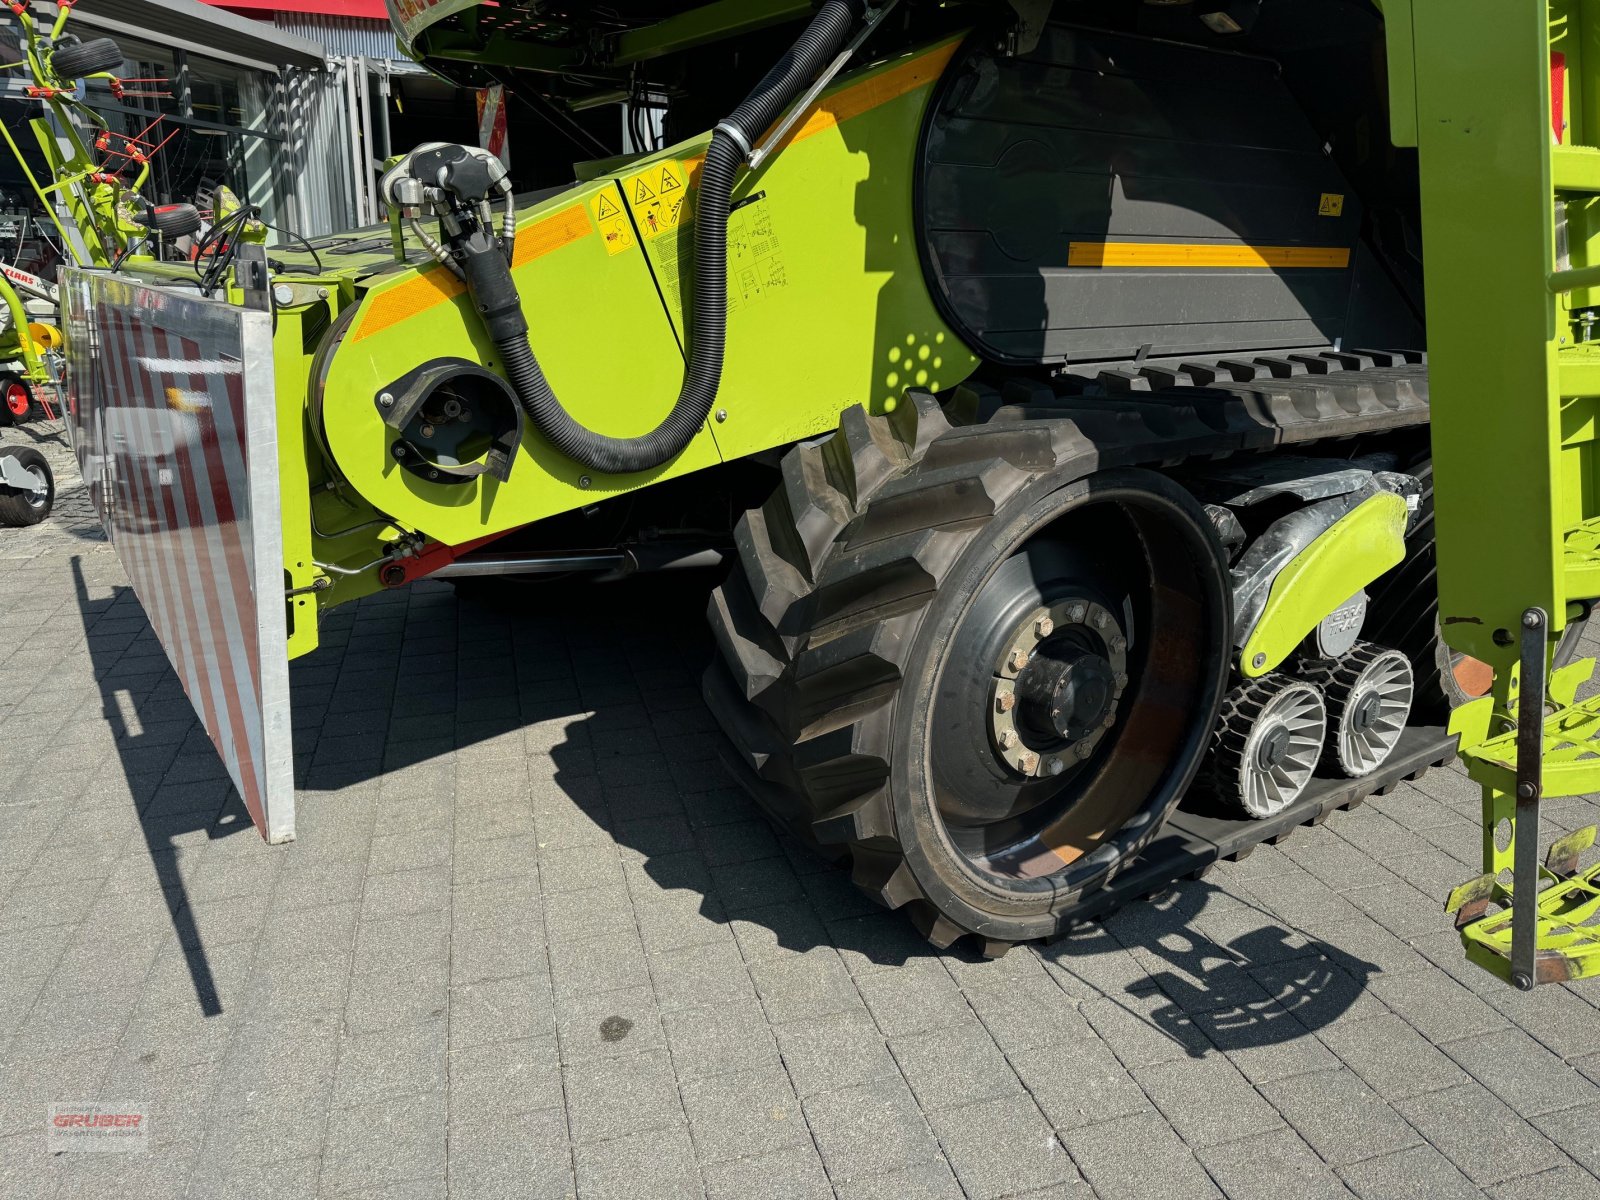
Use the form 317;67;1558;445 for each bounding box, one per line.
488;0;862;476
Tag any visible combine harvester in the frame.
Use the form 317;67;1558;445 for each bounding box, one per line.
17;0;1600;983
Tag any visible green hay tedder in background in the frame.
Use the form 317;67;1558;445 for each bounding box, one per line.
10;0;1600;983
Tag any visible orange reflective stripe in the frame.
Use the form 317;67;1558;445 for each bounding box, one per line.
355;204;594;342
1068;242;1353;269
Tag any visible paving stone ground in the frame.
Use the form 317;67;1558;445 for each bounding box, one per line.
5;417;1600;1199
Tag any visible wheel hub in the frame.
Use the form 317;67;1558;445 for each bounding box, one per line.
1016;645;1116;741
1350;690;1382;735
1255;723;1293;771
990;597;1128;780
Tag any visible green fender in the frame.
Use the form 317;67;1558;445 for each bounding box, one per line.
1240;491;1410;677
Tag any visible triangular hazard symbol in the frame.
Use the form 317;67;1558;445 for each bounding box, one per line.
634;178;656;203
658;168;682;194
597;196;619;220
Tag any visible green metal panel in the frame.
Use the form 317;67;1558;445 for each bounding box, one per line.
633;39;979;458
319;179;717;547
314;39;978;549
1412;0;1567;670
1238;493;1409;678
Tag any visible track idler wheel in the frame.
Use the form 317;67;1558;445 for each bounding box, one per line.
704;399;1232;952
1302;643;1414;777
1201;675;1328;819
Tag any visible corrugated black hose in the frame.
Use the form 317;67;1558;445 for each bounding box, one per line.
482;0;862;476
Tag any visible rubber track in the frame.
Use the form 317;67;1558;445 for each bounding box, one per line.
704;351;1432;955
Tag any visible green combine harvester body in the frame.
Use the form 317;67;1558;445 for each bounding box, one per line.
15;0;1600;976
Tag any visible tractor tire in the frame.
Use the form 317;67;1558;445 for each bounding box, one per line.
50;36;124;80
0;447;54;526
704;397;1232;954
144;203;203;241
1;374;32;425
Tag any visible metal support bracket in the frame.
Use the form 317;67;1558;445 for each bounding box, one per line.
1511;607;1547;989
747;0;901;172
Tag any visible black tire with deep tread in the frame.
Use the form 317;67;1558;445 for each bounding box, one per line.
704;394;1239;953
0;447;54;526
50;36;124;81
707;357;1436;953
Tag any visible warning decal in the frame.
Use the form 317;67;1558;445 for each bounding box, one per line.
592;190;635;256
1318;193;1346;217
625;160;691;240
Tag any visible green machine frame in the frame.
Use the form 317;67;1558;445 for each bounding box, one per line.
1401;0;1600;986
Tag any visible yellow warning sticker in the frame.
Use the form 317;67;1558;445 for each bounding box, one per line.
625;160;691;239
592;190;635;256
1319;192;1346;217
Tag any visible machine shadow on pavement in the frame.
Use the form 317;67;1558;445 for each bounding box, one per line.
1045;882;1379;1059
71;556;253;1018
288;566;1381;1047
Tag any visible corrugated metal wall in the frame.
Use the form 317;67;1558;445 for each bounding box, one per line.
273;13;404;62
282;64;359;237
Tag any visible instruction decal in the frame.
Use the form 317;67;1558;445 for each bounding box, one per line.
625;160;691;240
591;190;635;256
1318;193;1346;218
727;193;788;314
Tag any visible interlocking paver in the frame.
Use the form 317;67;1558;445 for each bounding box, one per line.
2;426;1598;1198
891;1022;1021;1112
1132;1053;1283;1147
931;1093;1082;1198
1441;1026;1599;1117
1196;1127;1353;1200
1260;1067;1421;1166
563;1047;683;1144
804;1079;939;1183
1062;1111;1222;1200
680;1064;808;1164
1396;1081;1571;1185
1338;1144;1482;1200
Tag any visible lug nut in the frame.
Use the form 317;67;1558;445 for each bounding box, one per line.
1068;604;1087;623
1115;673;1129;690
1019;752;1039;774
1110;635;1127;652
1009;648;1030;672
1076;742;1094;760
995;691;1016;714
1047;757;1065;777
1103;713;1117;729
1035;616;1055;638
998;730;1018;749
1094;611;1111;630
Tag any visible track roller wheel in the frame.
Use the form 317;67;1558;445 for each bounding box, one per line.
1302;643;1414;778
704;398;1232;953
1200;676;1327;820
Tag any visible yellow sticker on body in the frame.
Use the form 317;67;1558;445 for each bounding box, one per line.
1319;192;1346;217
625;160;691;239
592;190;635;256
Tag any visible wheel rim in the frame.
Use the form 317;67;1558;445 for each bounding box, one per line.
1239;682;1326;818
4;383;28;418
924;482;1228;885
1337;650;1413;775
